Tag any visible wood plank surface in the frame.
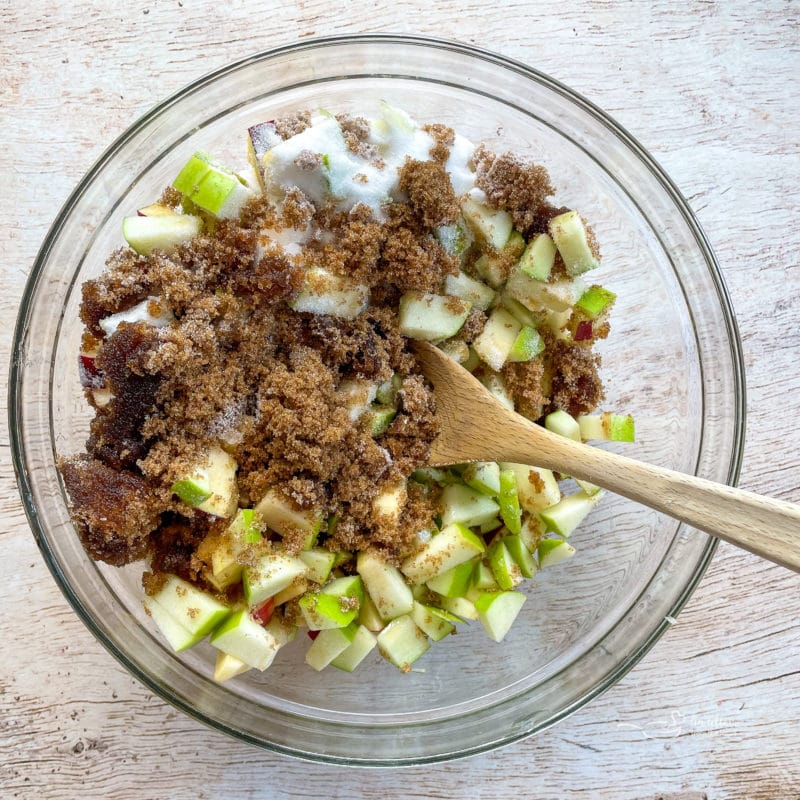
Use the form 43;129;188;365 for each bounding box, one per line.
1;2;798;798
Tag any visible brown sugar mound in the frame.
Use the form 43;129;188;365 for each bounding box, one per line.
546;339;605;417
398;158;459;228
502;357;548;421
473;145;556;237
59;455;163;566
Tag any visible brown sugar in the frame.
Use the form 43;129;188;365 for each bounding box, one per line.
273;110;312;140
502;357;548;421
546;339;605;417
423;123;455;165
398;158;459;228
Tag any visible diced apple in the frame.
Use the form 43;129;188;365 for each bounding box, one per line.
435;218;473;258
498;469;522;534
438;339;471;364
576;285;616;318
290;267;369;320
401;522;486;584
330;625;378;672
152;575;230;637
299;575;364;630
209;609;284;670
208;508;263;591
137;203;178;218
273;577;308;607
172;446;238;518
243;553;308;608
372;481;407;526
411;602;456;641
506;267;585;313
173;151;256;219
122;214;202;256
438;595;479;621
377;615;430;671
471;559;500;591
356;551;414;622
487;539;523;590
545;409;581;442
474;591;526;642
213;651;251;682
538;538;577;568
548;210;599;276
247;120;281;190
375;374;401;405
336;379;379;422
577;412;636;443
473;231;525;288
305;623;358;671
398;292;471;340
143;597;205;652
444;272;496;311
473;307;522;371
507;326;544;363
98;296;174;338
364;405;397;437
499;294;544;328
539;490;605;537
518;233;557;281
357;588;388;632
462;461;501;496
425;558;476;598
461;190;513;250
299;548;337;583
503;534;536;578
255;488;323;539
440;484;500;529
478;370;515;411
520;514;546;553
500;463;561;512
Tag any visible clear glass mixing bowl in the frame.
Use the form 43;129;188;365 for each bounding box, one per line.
9;34;745;765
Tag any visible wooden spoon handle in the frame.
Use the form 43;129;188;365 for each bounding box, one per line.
503;423;800;573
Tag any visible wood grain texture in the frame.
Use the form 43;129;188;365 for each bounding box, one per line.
1;2;799;799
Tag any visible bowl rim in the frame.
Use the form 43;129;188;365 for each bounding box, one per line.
9;33;746;765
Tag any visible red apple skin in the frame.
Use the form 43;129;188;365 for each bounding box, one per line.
574;320;593;341
79;354;106;388
307;629;320;640
251;597;275;627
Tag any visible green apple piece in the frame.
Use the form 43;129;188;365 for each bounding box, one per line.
305;623;358;671
575;478;602;496
357;587;387;631
299;575;364;630
364;405;397;437
461;191;513;251
290;267;369;320
438;595;479;621
520;514;546;553
471;559;500;591
506;267;585;313
474;591;527;642
401;522;486;584
519;233;557;281
435;218;473;258
503;534;537;579
545;409;581;442
538;538;577;568
152;575;230;637
500;462;561;512
273;577;308;606
444;272;496;311
208;508;262;590
473;231;525;288
425;558;476;598
173;151;214;195
539;490;605;537
398;291;471;340
171;446;238;518
440;484;500;528
498;469;522;535
462;461;501;496
411;601;456;641
499;294;544;329
487;539;523;590
478;370;515;411
356;551;414;621
137;202;178;217
337;378;379;422
332;550;353;567
577;412;636;443
576;285;616;318
213;651;251;682
299;548;337;584
123;214;202;257
243;553;308;608
173;151;256;219
438;339;471;364
473;307;522;371
255;488;323;539
143;597;205;652
209;609;283;670
549;210;600;276
331;625;379;672
246;121;281;190
376;615;430;671
480;517;502;535
463;346;481;372
507;326;544;363
410;467;450;487
375;373;402;405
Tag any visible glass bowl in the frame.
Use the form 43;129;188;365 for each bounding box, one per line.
10;34;745;765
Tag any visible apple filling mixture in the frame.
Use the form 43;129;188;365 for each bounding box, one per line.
59;103;634;680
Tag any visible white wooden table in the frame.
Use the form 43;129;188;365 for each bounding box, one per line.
2;3;798;798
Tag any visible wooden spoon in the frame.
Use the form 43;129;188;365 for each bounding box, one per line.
413;341;800;573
